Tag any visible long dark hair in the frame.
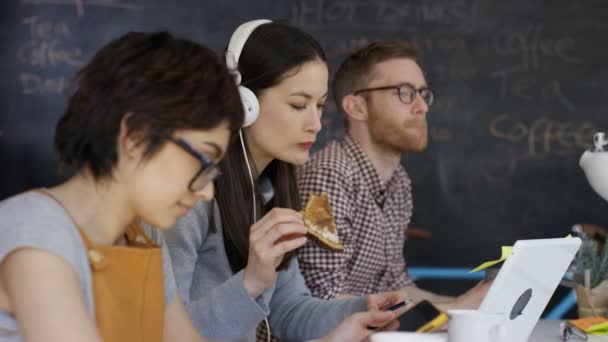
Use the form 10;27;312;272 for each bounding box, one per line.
213;21;326;273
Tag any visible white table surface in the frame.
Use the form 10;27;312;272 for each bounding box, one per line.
373;320;608;341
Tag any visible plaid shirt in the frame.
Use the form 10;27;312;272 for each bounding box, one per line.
296;136;414;299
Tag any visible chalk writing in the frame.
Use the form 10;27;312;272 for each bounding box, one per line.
18;17;84;68
18;39;84;68
489;25;584;111
18;16;85;68
489;113;597;156
490;68;576;111
19;73;71;95
323;36;468;60
493;25;583;69
17;17;83;95
323;36;474;83
21;0;143;17
23;15;71;39
291;0;475;30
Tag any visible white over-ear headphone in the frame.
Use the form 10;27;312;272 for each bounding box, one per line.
225;19;271;127
227;20;273;342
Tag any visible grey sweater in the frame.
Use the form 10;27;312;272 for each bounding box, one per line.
152;198;367;342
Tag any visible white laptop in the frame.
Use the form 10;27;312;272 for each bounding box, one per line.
479;237;582;342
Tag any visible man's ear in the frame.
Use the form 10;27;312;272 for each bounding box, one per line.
342;94;369;124
118;113;145;160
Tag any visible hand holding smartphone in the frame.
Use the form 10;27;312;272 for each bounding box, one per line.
386;298;414;317
368;298;414;330
370;299;448;333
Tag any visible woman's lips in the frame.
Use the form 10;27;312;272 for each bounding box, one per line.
298;142;314;150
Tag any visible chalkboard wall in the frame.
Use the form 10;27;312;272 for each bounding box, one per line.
2;1;608;283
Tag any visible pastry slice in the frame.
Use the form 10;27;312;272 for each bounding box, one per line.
301;192;344;252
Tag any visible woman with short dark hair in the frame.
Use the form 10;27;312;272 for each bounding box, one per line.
0;31;243;342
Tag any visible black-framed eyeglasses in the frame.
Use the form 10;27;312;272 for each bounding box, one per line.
166;137;221;192
354;82;434;107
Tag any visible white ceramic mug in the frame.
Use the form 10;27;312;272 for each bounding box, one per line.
447;310;506;342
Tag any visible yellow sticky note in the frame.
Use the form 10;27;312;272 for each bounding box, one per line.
470;236;572;274
470;246;513;273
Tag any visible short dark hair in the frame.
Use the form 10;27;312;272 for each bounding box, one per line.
215;21;326;272
54;31;244;179
332;40;418;130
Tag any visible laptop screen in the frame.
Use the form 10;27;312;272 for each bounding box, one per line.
479;238;581;342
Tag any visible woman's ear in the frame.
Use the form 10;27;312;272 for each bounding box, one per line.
118;113;145;160
195;182;215;202
342;94;369;124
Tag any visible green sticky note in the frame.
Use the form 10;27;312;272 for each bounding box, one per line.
470;246;513;273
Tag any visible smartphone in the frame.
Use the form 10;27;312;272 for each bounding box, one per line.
369;299;447;332
395;300;448;333
386;298;414;317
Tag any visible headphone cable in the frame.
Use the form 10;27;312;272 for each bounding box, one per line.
239;129;271;342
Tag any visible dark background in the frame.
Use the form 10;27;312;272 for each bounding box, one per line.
2;0;607;318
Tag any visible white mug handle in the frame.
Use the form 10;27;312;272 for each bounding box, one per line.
489;323;506;342
594;132;607;151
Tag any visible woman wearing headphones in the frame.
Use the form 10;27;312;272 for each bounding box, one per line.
157;20;402;342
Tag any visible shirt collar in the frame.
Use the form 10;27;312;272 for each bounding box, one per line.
342;135;388;202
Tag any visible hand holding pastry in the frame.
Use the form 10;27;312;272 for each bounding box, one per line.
243;208;307;297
